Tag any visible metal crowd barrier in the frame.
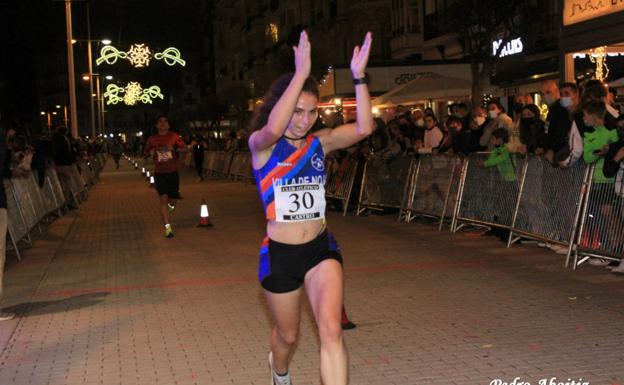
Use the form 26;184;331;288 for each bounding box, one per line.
356;154;414;215
56;163;87;206
570;166;624;269
451;152;525;233
229;152;253;182
400;154;462;229
4;167;70;260
325;156;359;216
508;157;588;254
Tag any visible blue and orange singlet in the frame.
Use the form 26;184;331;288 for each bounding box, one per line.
254;135;327;222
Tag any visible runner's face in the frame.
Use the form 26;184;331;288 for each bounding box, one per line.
286;92;318;139
156;117;170;132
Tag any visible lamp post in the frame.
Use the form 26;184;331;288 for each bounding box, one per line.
64;0;78;138
83;73;112;136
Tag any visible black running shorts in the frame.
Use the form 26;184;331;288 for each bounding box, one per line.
258;230;343;293
154;172;181;198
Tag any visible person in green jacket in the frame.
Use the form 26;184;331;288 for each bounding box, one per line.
580;99;621;260
484;128;516;182
581;100;620;183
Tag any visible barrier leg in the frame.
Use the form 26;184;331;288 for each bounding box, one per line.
439;160;460;232
507;159;529;248
7;230;22;261
565;166;592;269
451;159;469;233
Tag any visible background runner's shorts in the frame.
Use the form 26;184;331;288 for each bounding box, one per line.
259;230;343;293
154;172;181;198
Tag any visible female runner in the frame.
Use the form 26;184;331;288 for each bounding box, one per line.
249;31;373;385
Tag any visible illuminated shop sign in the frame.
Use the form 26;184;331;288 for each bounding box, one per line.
492;38;523;58
564;0;624;26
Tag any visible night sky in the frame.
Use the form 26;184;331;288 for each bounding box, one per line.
0;0;204;132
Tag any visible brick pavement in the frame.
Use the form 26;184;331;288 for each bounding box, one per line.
0;158;623;385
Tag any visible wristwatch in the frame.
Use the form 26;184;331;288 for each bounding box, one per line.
353;73;369;86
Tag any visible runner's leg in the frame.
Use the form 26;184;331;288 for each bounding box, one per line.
305;259;347;384
264;288;303;375
159;194;170;225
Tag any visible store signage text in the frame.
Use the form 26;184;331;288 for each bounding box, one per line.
394;73;420;85
564;0;624;26
492;38;523;58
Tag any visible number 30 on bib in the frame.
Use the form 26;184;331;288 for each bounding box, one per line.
274;183;326;222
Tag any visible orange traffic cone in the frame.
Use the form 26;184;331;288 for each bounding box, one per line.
198;199;214;227
341;306;356;330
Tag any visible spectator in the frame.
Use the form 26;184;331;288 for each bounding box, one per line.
518;104;546;154
52;126;75;166
109;139;123;170
0;127;14;321
556;82;583;167
455;102;472;131
190;134;208;181
387;119;410;154
581;100;621;266
411;109;425;142
540;80;573;163
469;106;489;152
414;113;443;154
484;128;515;182
9;135;33;178
448;115;472;155
603;119;624;273
483;127;516;242
368;118;389;153
480;101;514;150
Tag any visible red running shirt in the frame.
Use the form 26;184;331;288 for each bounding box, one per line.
144;132;187;173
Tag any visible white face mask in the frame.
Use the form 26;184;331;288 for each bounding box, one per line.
475;116;486;126
488;110;499;119
560;96;573;108
416;119;424;126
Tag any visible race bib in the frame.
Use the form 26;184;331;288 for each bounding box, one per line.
156;150;173;163
274;181;326;222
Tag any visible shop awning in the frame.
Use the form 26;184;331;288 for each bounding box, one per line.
372;72;473;107
609;77;624;88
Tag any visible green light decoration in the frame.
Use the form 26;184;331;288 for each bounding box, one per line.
96;44;186;67
154;47;186;67
104;82;164;106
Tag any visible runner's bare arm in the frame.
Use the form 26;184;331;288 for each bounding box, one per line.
319;32;374;153
249;31;312;153
174;135;189;152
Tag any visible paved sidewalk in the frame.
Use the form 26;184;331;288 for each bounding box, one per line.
1;158;624;385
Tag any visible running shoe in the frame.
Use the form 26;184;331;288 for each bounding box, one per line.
0;311;15;321
268;352;292;385
165;225;174;238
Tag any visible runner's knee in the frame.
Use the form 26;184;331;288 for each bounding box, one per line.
318;318;343;347
275;326;299;346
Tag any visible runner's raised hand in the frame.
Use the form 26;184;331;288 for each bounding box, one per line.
351;32;372;78
293;30;311;78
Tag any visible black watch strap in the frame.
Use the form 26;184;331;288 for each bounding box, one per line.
353;73;369;86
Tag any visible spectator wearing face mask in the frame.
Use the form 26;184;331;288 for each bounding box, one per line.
479;101;514;150
519;104;546;154
448;115;472;155
470;106;489;152
540;80;573;162
411;109;425;142
555;82;584;167
414;113;443;154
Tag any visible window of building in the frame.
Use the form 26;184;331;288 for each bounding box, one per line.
266;23;279;43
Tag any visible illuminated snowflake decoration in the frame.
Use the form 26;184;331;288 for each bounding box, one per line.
123;82;143;105
104;82;164;106
127;44;152;68
97;44;186;67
